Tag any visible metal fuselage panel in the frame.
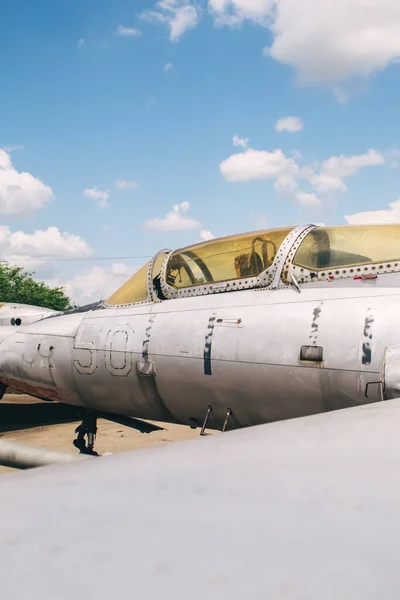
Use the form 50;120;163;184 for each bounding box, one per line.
148;287;391;427
0;284;398;429
70;306;174;422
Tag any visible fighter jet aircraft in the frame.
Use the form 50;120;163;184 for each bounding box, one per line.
0;223;399;452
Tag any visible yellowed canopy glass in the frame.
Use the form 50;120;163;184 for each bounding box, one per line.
107;262;150;305
165;227;294;289
294;225;400;271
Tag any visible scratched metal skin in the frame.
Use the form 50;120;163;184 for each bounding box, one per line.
1;401;400;599
1;224;400;430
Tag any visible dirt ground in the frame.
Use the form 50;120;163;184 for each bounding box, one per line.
0;394;211;475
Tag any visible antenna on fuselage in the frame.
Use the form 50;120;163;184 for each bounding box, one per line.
290;274;302;294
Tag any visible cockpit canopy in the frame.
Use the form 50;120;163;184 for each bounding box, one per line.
107;261;151;305
107;227;293;305
106;224;400;306
107;251;170;306
293;225;400;272
165;228;293;290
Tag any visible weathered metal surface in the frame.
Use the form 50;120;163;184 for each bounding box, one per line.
1;400;400;598
0;284;395;427
1;226;400;430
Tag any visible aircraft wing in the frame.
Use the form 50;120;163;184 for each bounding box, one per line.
0;400;399;598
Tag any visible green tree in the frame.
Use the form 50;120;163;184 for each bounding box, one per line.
0;263;74;312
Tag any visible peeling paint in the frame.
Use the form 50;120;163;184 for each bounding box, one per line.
204;314;217;376
364;315;374;339
142;315;156;361
309;302;323;346
362;309;374;366
362;343;372;366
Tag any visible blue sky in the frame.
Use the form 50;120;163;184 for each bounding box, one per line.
1;0;400;303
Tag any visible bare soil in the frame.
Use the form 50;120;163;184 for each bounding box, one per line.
0;394;209;474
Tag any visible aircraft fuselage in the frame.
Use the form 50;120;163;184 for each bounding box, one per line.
0;279;398;430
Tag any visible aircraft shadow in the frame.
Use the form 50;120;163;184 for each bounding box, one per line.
0;401;83;434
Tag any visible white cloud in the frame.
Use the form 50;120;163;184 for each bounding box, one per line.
273;173;298;194
84;187;110;209
219;143;387;208
200;230;215;241
345;199;400;224
296;191;321;207
233;135;249;149
141;0;199;41
164;62;174;72
116;25;142;36
78;38;85;46
310;150;385;193
0;149;53;215
145;201;201;231
290;149;303;161
220;148;299;182
2;145;23;153
59;263;135;305
0;227;92;259
114;179;139;190
209;0;400;85
209;0;274;26
275;116;303;133
0;226;92;278
385;147;400;168
268;0;400;84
